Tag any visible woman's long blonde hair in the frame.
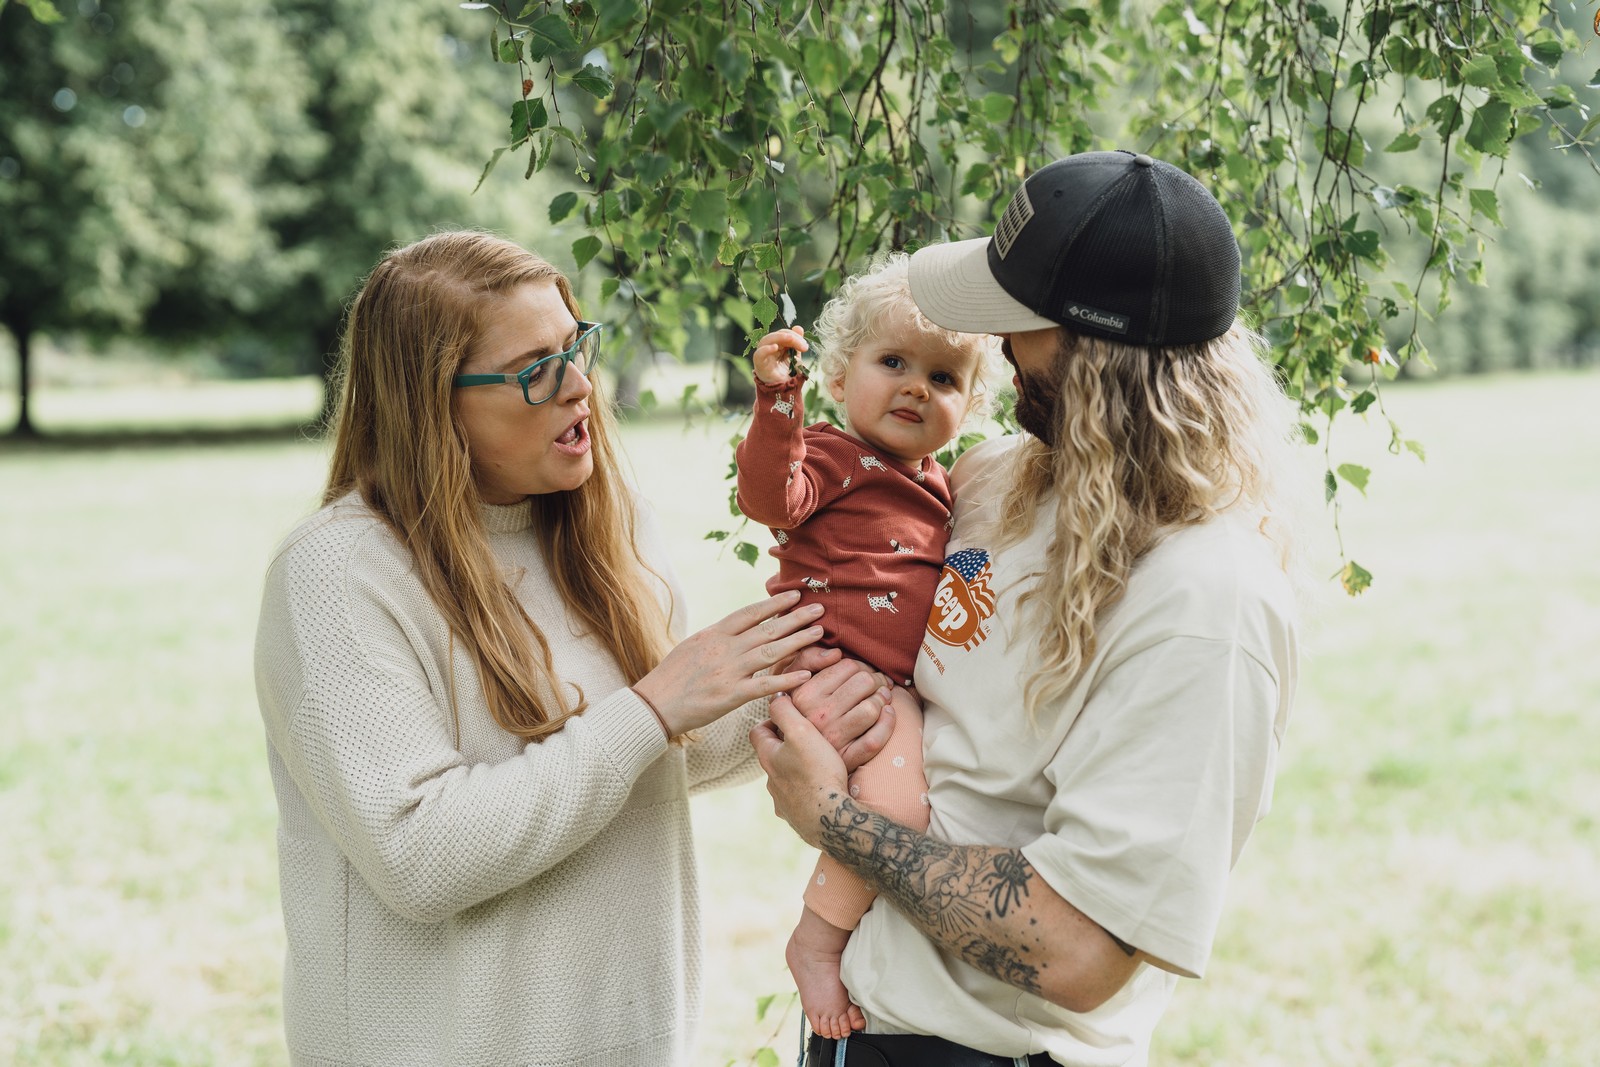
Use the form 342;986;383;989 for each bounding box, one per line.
323;231;671;743
993;321;1301;719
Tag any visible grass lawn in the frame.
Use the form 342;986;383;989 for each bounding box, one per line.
1;368;1596;1065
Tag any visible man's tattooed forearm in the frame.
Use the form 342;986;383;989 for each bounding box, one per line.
817;797;1044;995
980;850;1033;917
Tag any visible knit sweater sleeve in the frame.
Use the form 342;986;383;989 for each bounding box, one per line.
256;522;670;925
735;375;848;529
684;696;769;794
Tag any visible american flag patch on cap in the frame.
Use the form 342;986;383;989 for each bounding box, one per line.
993;182;1035;260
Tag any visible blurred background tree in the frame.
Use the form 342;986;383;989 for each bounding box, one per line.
0;0;548;435
0;0;320;436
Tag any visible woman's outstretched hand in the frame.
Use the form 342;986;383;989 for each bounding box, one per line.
634;590;825;737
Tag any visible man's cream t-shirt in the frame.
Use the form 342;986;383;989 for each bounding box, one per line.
840;436;1298;1066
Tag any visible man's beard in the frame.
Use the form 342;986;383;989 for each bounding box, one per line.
1006;341;1063;446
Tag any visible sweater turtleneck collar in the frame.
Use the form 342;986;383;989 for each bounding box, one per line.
479;498;535;535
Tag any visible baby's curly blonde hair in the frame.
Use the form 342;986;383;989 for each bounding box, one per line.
812;253;1004;420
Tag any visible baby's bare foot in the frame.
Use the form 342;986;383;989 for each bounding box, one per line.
786;907;866;1040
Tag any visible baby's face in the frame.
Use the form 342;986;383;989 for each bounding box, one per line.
828;314;979;466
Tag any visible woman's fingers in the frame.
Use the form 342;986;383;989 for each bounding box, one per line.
713;590;805;636
760;667;816;695
736;603;825;655
788;646;843;674
745;622;826;672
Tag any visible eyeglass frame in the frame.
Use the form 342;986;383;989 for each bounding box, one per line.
451;320;604;406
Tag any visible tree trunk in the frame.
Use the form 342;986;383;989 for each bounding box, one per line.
11;325;36;438
313;318;342;432
611;354;645;412
717;316;755;411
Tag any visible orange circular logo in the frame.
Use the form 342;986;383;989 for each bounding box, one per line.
926;549;996;650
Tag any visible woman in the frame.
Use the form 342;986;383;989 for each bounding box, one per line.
254;231;889;1067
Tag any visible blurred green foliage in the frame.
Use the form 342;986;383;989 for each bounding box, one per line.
473;0;1595;592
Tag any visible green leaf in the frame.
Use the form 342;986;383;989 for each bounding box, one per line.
690;189;728;231
1404;439;1427;462
1425;96;1463;138
600;277;620;302
753;1047;781;1067
1526;38;1563;69
1351;391;1377;415
1321;126;1365;167
572;235;602;270
1339;560;1373;596
1337;463;1371;496
734;541;762;567
1468;188;1501;226
499;36;524;64
591;0;643;37
750;243;780;271
633;153;670;187
650;99;694;136
981;93;1016;123
527;12;581;57
570;64;615;98
1324;470;1338;502
1383;131;1421;153
1344;230;1382;261
1464;101;1512;157
510;98;548;144
713;38;752;88
754;993;780;1021
752;295;779;328
1371;185;1413;209
18;0;65;22
1458;55;1498;88
1588;70;1600;91
548;190;579;223
473;147;508;194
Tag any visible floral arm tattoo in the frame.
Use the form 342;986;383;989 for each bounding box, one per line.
817;794;1049;994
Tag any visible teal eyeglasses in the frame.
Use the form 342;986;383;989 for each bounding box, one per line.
452;321;604;405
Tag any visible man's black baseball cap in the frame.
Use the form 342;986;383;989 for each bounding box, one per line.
908;151;1241;346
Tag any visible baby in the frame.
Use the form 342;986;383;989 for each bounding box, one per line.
735;253;1001;1037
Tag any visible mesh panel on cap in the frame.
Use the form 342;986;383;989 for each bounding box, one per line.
1160;171;1241;342
1051;172;1159;341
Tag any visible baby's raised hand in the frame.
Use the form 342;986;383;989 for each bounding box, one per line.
753;325;808;386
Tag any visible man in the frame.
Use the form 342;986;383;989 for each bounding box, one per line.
753;150;1301;1067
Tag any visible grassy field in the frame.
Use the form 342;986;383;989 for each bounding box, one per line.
1;369;1596;1065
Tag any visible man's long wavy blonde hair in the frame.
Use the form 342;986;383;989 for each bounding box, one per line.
323;231;671;743
992;322;1300;719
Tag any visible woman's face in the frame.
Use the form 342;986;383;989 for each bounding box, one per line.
453;281;595;503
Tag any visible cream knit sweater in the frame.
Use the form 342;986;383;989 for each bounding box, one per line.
254;492;767;1067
